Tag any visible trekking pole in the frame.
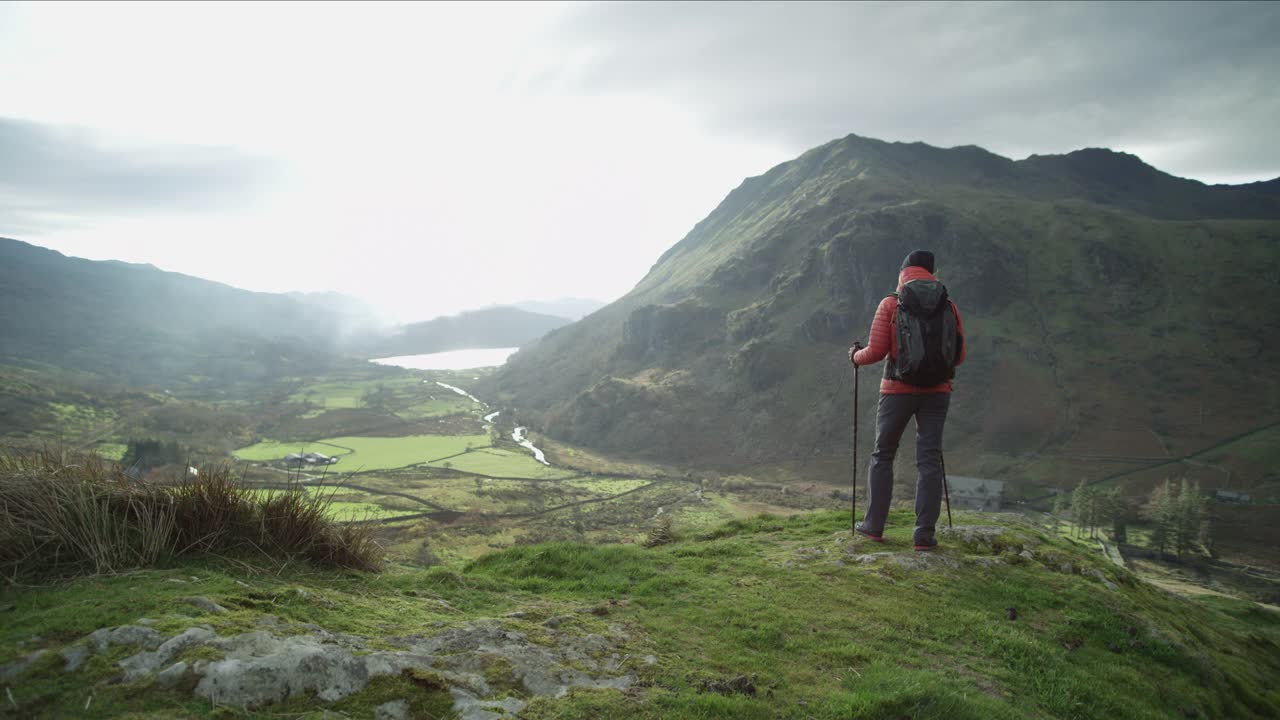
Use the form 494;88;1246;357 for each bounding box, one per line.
851;361;859;532
941;452;953;529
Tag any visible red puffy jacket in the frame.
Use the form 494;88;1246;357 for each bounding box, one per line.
851;266;966;394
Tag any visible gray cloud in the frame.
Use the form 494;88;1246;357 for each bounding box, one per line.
541;1;1280;181
0;117;277;233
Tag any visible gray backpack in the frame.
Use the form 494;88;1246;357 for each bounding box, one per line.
885;279;959;386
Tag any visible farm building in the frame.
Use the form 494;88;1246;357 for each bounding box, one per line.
283;452;338;466
1214;489;1252;504
945;476;1006;511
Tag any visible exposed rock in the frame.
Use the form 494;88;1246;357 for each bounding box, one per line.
195;633;373;705
121;627;219;681
1018;550;1035;561
156;662;189;688
374;699;410;720
62;618;637;715
939;525;1010;552
450;689;526;719
1060;562;1075;575
291;588;338;608
0;649;47;682
60;645;90;672
889;553;960;571
182;596;229;615
850;551;960;571
88;625;163;651
851;552;894;564
1085;569;1119;591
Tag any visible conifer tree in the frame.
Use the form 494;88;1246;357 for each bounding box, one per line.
1198;490;1215;558
1052;493;1068;534
1174;479;1203;558
1144;480;1173;557
1106;487;1131;543
1071;480;1090;538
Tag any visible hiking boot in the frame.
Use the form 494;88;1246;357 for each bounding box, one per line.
913;538;938;552
855;524;885;542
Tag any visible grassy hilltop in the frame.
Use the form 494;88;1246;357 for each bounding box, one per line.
2;503;1277;719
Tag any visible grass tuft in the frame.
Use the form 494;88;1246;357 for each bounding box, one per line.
0;448;382;581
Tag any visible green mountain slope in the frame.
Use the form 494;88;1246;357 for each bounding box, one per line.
0;240;570;392
2;510;1276;718
0;238;384;388
483;135;1280;489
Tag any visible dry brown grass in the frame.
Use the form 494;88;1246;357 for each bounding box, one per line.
0;448;382;581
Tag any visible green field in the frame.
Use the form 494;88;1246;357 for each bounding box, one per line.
1208;425;1280;467
398;396;474;419
92;442;128;461
237;434;495;472
325;434;492;471
232;439;354;462
288;377;467;417
427;447;576;479
289;381;369;409
324;500;412;522
561;477;652;494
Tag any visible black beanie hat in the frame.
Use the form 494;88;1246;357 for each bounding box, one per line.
901;250;936;273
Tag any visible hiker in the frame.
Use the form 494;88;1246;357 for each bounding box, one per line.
849;250;966;551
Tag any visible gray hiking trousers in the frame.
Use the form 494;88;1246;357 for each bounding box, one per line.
859;392;950;544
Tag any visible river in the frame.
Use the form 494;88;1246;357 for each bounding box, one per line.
512;426;549;465
369;348;551;466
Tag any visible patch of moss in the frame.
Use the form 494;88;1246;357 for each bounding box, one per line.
479;652;520;694
175;645;224;664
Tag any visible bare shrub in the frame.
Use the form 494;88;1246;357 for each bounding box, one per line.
643;514;675;548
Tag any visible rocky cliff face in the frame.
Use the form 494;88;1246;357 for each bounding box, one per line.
483;134;1280;486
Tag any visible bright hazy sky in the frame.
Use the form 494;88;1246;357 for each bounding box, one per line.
2;1;1277;322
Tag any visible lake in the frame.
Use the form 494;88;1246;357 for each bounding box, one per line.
369;347;519;371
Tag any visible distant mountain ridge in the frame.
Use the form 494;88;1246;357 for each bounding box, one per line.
514;297;606;320
0;238;382;387
483;134;1280;490
368;306;571;357
0;239;572;389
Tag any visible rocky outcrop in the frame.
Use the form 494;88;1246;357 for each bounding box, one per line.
10;615;643;718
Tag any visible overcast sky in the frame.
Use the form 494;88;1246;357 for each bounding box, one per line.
2;1;1277;322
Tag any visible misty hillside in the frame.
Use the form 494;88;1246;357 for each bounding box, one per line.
517;297;607;320
0;238;387;387
0;240;578;390
483;134;1280;490
368;306;571;357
